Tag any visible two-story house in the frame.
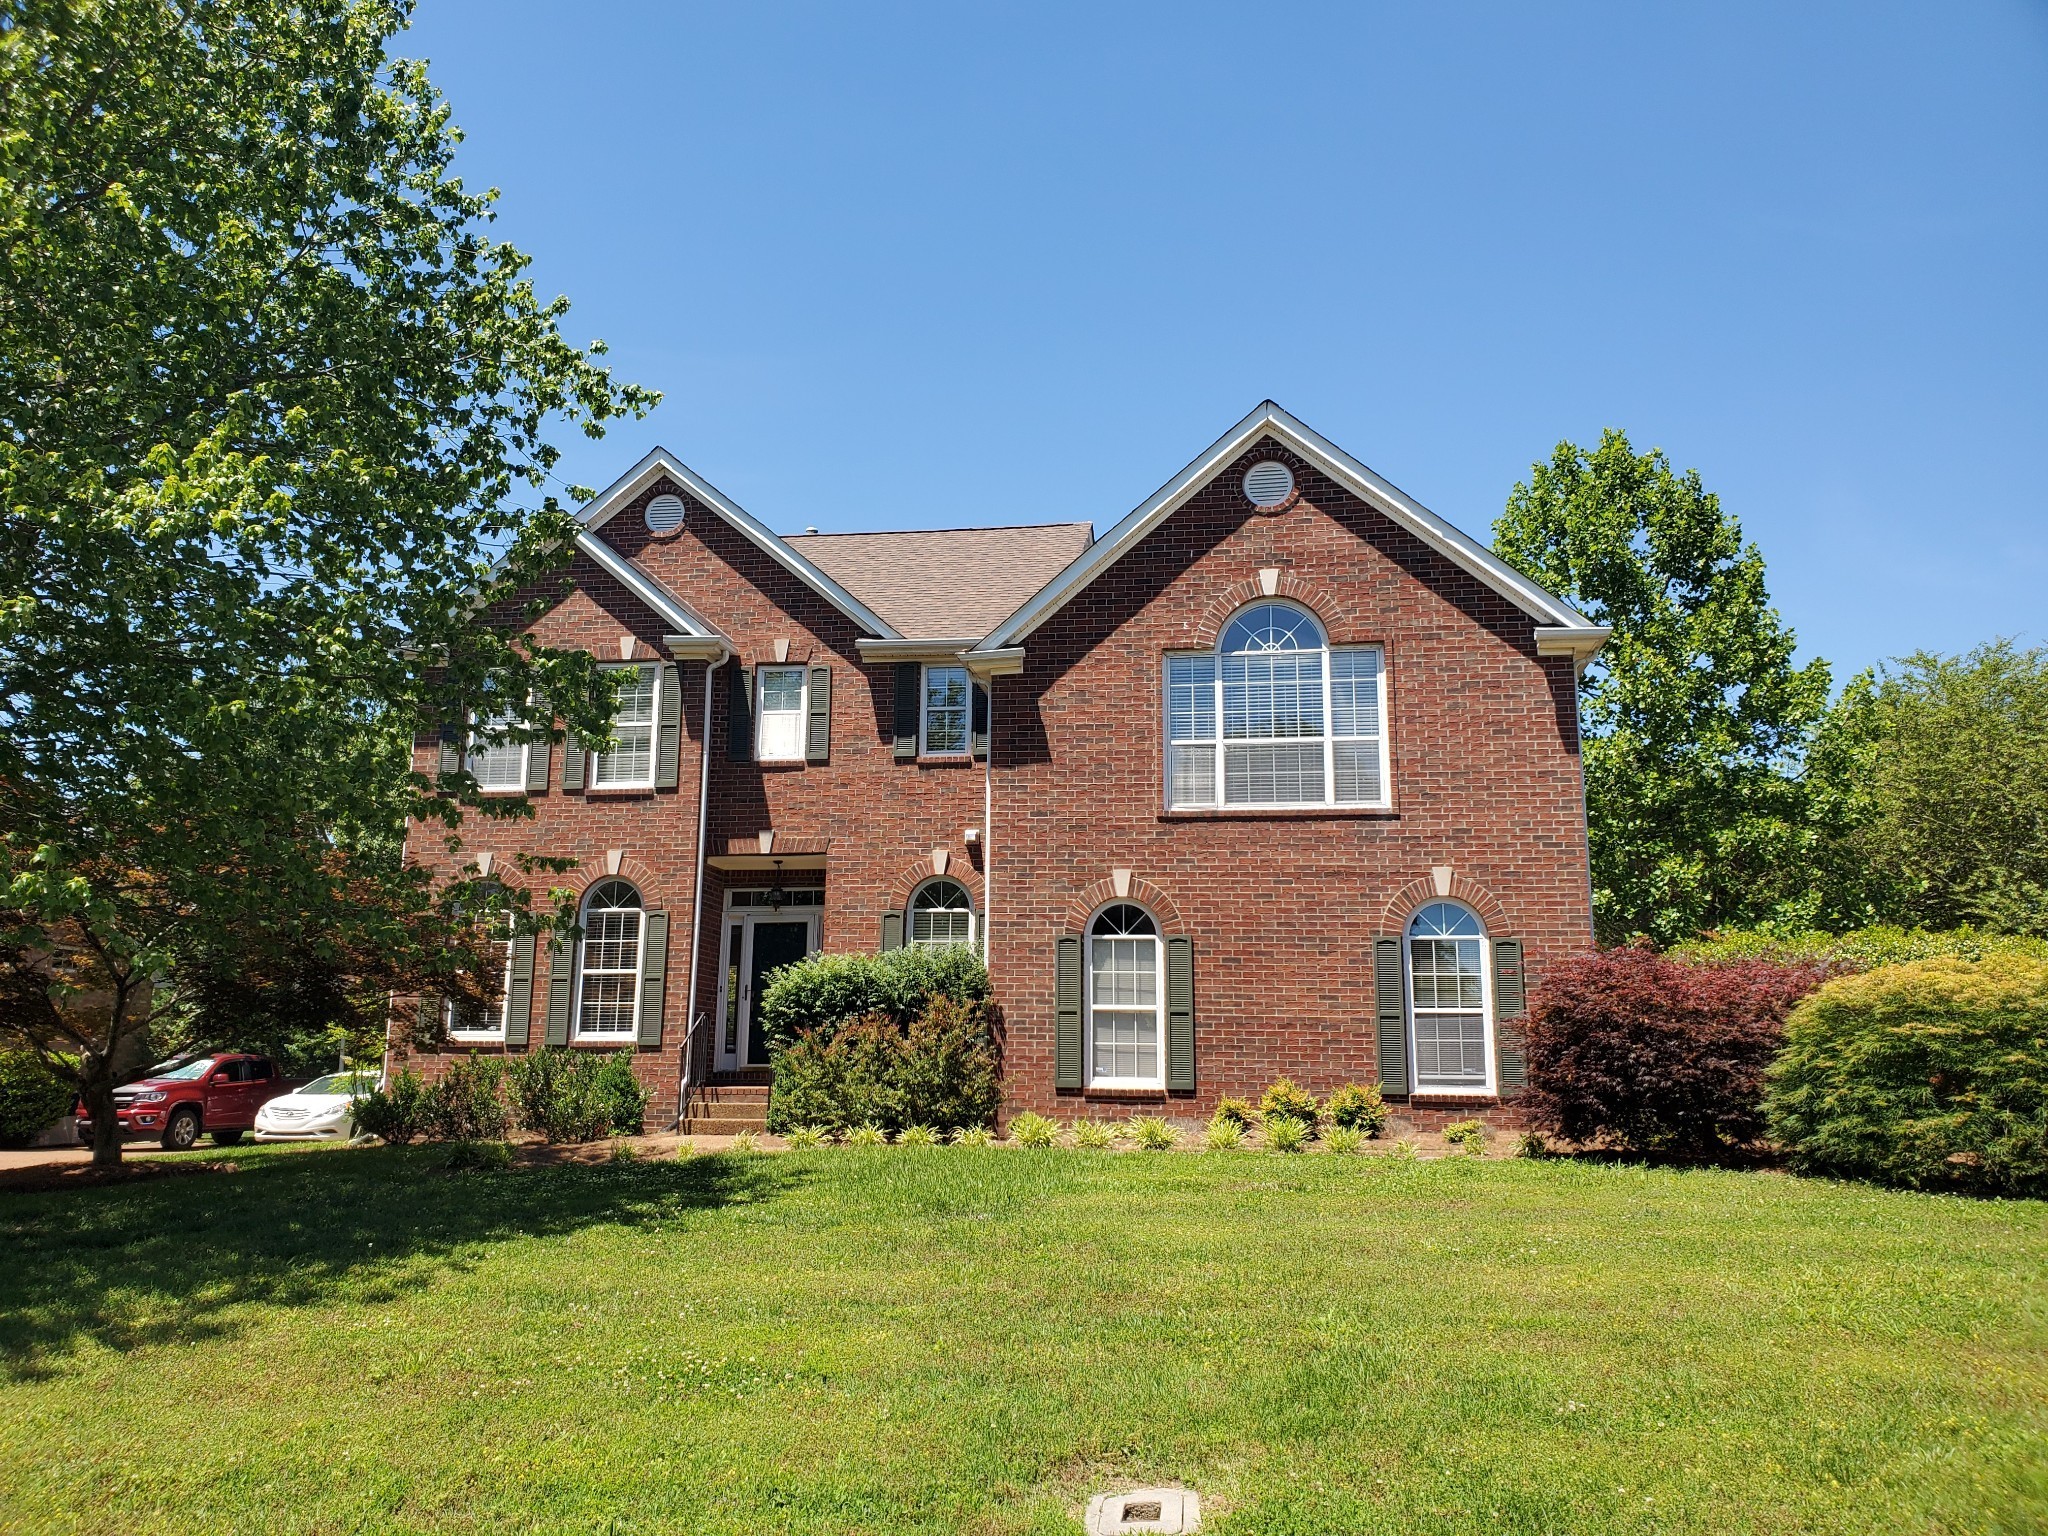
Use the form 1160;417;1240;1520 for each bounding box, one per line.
403;402;1607;1133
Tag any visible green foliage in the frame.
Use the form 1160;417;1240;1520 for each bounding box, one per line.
1324;1082;1389;1135
1203;1116;1246;1151
728;1130;762;1155
1258;1078;1319;1133
1210;1096;1258;1131
952;1125;994;1148
1495;432;1831;944
608;1138;638;1164
506;1048;639;1144
757;946;990;1051
1324;1124;1366;1155
1389;1137;1418;1160
351;1068;431;1146
1516;1132;1555;1159
766;997;999;1135
1263;1114;1310;1153
1766;957;2048;1197
896;1124;939;1149
441;1139;512;1173
1442;1119;1488;1155
1072;1118;1116;1150
424;1056;510;1143
1129;1116;1180;1151
1672;924;2048;970
782;1125;828;1149
593;1053;648;1137
0;1050;76;1147
844;1123;888;1147
1009;1112;1057;1148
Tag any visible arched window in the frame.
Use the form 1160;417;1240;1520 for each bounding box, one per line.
1165;601;1386;810
909;878;975;950
576;879;644;1037
1407;901;1491;1092
1088;903;1161;1087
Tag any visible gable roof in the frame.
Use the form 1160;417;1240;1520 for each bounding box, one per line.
970;402;1608;663
571;529;725;641
787;523;1094;640
579;447;904;640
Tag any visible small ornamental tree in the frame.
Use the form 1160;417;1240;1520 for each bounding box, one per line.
1521;947;1833;1155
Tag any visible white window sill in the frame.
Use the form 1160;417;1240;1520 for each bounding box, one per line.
1086;1079;1166;1093
587;782;656;793
1412;1084;1496;1097
447;1032;506;1043
475;787;528;796
1162;803;1395;818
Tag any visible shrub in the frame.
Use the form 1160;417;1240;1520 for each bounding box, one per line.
898;995;1002;1131
1673;924;2048;971
897;1124;940;1148
757;946;990;1052
767;995;999;1135
1204;1117;1245;1151
1072;1118;1116;1150
1210;1096;1258;1131
1325;1123;1365;1155
1263;1114;1310;1153
1522;947;1832;1155
352;1068;432;1145
1258;1078;1319;1132
1130;1115;1180;1151
442;1138;512;1172
1766;956;2048;1197
1389;1137;1417;1160
782;1125;828;1149
0;1050;77;1147
1516;1131;1553;1159
507;1048;634;1144
729;1129;762;1154
1442;1118;1487;1155
1010;1111;1057;1148
845;1123;888;1147
424;1056;510;1142
594;1052;648;1136
608;1137;637;1163
1324;1082;1389;1136
953;1124;994;1148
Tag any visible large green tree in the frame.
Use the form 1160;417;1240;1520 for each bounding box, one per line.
0;0;652;1160
1495;431;1832;944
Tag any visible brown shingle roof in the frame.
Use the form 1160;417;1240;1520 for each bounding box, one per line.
785;523;1094;640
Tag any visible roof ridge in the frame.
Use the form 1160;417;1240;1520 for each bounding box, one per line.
785;521;1094;539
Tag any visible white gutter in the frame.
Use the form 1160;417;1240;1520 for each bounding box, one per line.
982;686;995;974
678;642;728;1126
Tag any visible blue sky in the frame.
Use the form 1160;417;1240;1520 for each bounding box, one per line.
403;1;2045;679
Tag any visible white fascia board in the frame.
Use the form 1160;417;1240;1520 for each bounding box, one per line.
663;634;732;664
855;638;983;661
571;530;723;641
1534;624;1612;674
973;402;1600;653
962;646;1025;678
579;447;903;640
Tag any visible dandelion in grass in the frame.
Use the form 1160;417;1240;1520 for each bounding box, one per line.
1130;1116;1180;1151
845;1123;888;1147
1325;1123;1366;1155
1009;1112;1057;1148
1263;1114;1310;1153
897;1124;939;1148
1204;1116;1245;1151
1072;1118;1116;1150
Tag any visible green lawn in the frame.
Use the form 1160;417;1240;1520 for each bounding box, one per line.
2;1145;2044;1536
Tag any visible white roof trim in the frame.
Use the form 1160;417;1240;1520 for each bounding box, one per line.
571;530;725;641
970;402;1602;655
579;447;902;640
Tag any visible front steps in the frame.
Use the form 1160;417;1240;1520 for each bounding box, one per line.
677;1072;770;1136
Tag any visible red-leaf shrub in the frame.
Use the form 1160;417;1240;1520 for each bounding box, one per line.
1521;947;1835;1154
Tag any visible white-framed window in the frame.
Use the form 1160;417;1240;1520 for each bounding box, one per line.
575;879;643;1038
1165;602;1388;810
1087;903;1162;1089
921;664;969;757
447;922;515;1038
591;664;658;789
756;665;808;762
1408;901;1493;1093
908;878;975;950
465;712;529;794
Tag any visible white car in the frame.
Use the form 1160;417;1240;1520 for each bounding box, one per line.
253;1071;379;1142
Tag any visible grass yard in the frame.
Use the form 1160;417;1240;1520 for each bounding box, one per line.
1;1145;2044;1536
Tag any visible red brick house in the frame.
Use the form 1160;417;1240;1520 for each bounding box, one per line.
402;402;1607;1132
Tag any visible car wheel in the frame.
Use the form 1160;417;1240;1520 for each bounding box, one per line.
161;1107;201;1151
211;1129;244;1146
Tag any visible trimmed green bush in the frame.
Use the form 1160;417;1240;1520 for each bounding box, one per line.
507;1048;642;1144
1258;1078;1319;1135
1324;1082;1389;1136
766;996;999;1135
1009;1111;1057;1148
1766;956;2048;1197
1442;1118;1487;1155
1210;1096;1258;1131
352;1068;432;1145
757;946;990;1051
0;1050;76;1147
424;1056;510;1142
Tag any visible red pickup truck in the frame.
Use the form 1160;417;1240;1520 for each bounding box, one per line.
77;1052;294;1151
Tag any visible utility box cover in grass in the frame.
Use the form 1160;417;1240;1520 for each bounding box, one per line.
1085;1488;1199;1534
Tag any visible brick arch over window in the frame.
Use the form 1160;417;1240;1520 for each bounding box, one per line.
883;858;985;912
564;854;668;907
1376;874;1510;935
1060;876;1185;935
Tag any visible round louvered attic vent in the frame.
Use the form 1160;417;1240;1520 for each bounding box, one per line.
644;493;686;534
1242;460;1296;509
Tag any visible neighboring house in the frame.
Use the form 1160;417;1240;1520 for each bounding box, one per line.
400;402;1607;1131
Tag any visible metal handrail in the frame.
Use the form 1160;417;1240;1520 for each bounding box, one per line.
676;1011;711;1128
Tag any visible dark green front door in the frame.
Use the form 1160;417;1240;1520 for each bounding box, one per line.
746;920;811;1066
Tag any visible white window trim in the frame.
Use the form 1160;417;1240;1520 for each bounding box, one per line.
591;663;660;791
907;878;977;951
1161;606;1392;813
755;664;809;763
1406;904;1497;1096
465;715;531;796
920;663;971;758
573;890;645;1040
1085;905;1166;1091
446;930;516;1040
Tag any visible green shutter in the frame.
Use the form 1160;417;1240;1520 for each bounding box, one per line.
728;664;754;761
416;992;439;1037
1374;936;1409;1096
806;665;832;763
637;912;669;1046
893;663;920;760
654;663;682;788
505;933;536;1047
523;734;550;794
1165;935;1195;1092
970;682;989;760
1055;935;1084;1089
544;940;573;1046
562;733;585;791
438;724;462;776
1492;937;1527;1094
880;911;904;951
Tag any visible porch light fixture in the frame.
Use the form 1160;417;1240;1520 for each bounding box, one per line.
765;860;787;912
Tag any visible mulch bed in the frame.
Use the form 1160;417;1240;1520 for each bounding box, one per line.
0;1156;243;1195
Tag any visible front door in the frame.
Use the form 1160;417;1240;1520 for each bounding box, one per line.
717;912;820;1069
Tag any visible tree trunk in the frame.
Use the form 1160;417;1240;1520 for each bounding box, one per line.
84;1060;121;1167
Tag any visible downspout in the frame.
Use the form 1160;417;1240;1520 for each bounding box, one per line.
982;682;994;971
678;646;727;1127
